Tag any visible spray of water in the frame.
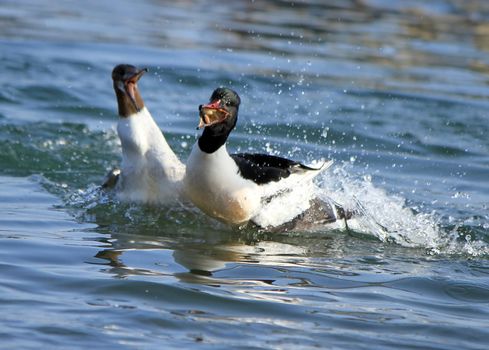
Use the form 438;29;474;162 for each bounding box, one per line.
63;161;488;258
316;162;489;257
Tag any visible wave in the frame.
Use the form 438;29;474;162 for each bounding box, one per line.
317;163;489;257
61;160;489;259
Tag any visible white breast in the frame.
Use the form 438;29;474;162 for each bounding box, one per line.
184;144;261;224
116;107;185;204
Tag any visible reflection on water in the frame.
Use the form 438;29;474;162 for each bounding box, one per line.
95;235;313;284
88;203;427;287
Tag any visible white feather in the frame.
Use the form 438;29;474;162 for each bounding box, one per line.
184;143;333;226
259;159;333;199
116;107;185;204
184;144;261;224
252;160;333;227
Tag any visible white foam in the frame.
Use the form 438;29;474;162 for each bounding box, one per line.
66;183;111;210
253;180;317;228
63;162;489;257
316;163;489;257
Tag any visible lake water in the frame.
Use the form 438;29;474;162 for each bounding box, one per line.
1;0;488;349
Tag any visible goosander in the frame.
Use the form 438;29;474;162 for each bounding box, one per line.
104;64;185;204
184;87;348;228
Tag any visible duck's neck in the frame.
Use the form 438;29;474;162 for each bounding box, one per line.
118;108;184;179
198;115;237;154
114;83;144;117
198;128;230;154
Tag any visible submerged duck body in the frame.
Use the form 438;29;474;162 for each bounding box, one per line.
184;87;343;228
107;64;185;204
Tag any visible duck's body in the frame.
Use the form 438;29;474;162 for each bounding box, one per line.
184;88;346;228
116;107;185;203
185;145;332;225
185;145;260;224
107;64;184;204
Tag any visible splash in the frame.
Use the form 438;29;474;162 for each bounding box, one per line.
56;162;488;258
316;163;489;257
66;183;111;210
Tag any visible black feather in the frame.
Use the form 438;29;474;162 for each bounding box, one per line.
231;153;319;185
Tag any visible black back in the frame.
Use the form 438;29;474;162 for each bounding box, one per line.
231;153;319;185
198;88;321;186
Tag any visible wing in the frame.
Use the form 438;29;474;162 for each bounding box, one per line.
230;153;332;185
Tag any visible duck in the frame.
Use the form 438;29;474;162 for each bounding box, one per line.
103;64;185;204
184;87;350;229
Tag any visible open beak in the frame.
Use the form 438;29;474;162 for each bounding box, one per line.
198;99;230;129
117;67;148;111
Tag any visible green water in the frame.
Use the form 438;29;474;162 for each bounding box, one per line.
1;1;488;349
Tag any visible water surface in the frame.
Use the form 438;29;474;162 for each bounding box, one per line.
1;1;488;349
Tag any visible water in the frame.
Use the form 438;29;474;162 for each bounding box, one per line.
1;0;488;348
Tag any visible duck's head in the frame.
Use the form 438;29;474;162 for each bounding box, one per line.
112;64;148;117
198;87;241;133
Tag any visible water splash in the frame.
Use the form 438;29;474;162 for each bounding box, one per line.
56;161;488;258
66;183;111;210
317;163;489;257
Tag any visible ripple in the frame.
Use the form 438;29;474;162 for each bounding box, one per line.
445;283;489;303
1;1;489;349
